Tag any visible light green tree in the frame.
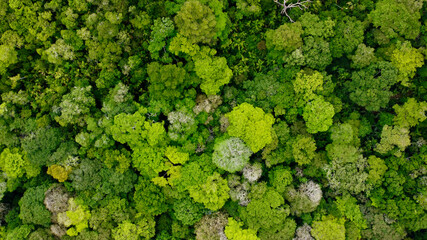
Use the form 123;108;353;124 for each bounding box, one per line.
226;103;275;153
0;44;18;74
194;55;233;96
367;155;388;185
303;96;335;134
375;125;410;157
391;41;424;86
225;218;259;240
393;98;427;128
189;172;230;211
293;70;324;105
174;0;217;44
311;216;346;240
0;148;29;179
335;194;367;229
292;135;316;165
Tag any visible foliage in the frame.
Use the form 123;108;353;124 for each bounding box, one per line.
375;125;410;157
0;148;29;179
146;62;188;106
55;86;95;127
57;198;91;236
311;216;346;240
369;0;422;40
173;197;205;225
194;55;233;96
345;61;399;111
240;183;295;239
285;181;322;216
226;103;275;153
391;41;424;86
330;16;364;58
302;96;335;134
335;194;367;229
174;0;217;44
18;185;51;226
212;137;252;172
133;177;168;216
0;0;426;239
393;98;427;128
189;172;230;211
265;22;304;53
225;217;259;240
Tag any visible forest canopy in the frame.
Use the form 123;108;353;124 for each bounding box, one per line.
0;0;426;239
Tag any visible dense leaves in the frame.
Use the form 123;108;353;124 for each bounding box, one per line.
0;0;426;239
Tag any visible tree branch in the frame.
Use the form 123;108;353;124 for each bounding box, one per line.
273;0;312;23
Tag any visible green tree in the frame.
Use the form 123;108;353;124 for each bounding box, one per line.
369;0;422;40
146;62;189;106
299;12;335;38
0;148;29;179
194;55;233;96
265;22;304;53
375;125;410;157
393;98;427;128
109;106;166;148
5;225;33;240
330;16;364;58
235;0;262;18
240;183;295;239
212;137;252;173
268;166;293;194
133;177;168;216
349;44;377;69
148;17;175;61
111;217;155;240
302;36;332;70
241;71;296;112
285;181;322;216
173;197;205;225
325;143;369;194
225;218;259;240
226;103;275;153
311;216;346;240
325;124;369;194
292;135;317;165
43;39;75;64
112;221;139;240
345;61;399;111
174;0;217;44
391;41;424;86
293;70;324;105
189;172;230;211
167;109;198;144
303;96;335;134
19;185;51;227
101;82;137;118
28;228;55;240
0;44;18;74
335;194;367;229
367;156;388;185
55;86;95;127
57;198;91;236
